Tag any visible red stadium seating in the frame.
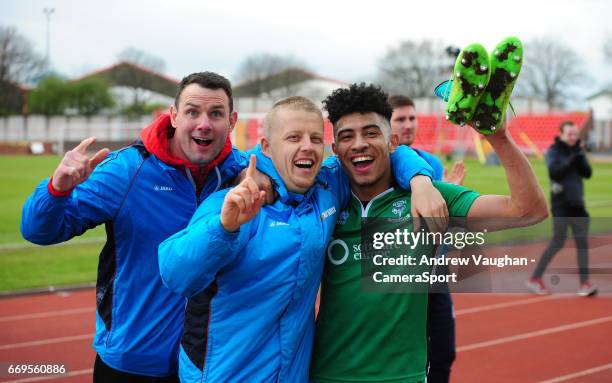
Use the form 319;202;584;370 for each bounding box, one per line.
409;113;590;155
508;113;589;153
242;112;590;157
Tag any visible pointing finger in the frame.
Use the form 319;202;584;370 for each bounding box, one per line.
74;137;97;154
246;154;257;179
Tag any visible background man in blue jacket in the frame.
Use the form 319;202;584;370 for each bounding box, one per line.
158;95;444;382
21;72;253;382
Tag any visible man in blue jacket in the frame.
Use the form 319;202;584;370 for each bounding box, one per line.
21;72;252;382
158;95;443;382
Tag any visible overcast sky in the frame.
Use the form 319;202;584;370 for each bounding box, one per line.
2;0;610;103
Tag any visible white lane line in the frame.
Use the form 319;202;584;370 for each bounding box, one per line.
3;368;92;383
457;315;612;352
0;308;91;323
539;363;612;383
0;334;91;350
455;295;560;316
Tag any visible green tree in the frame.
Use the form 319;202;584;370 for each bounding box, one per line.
69;78;114;116
120;101;165;119
28;76;70;116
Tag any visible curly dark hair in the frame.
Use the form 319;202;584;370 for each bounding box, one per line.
323;83;392;125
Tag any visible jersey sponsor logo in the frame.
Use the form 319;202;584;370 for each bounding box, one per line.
327;238;349;265
391;200;407;217
320;206;337;221
328;240;375;266
154;185;174;192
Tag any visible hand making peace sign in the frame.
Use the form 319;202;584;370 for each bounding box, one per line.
51;137;110;193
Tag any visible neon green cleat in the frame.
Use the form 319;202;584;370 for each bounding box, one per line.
472;37;523;135
445;43;490;126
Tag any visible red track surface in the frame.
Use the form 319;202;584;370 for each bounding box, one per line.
1;289;611;382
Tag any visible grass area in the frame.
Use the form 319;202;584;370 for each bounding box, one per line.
0;155;103;244
0;155;103;291
444;156;612;217
0;242;99;291
442;156;612;244
0;154;610;292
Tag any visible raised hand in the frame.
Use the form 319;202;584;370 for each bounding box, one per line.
444;161;466;185
220;155;266;232
234;161;277;204
51;137;110;193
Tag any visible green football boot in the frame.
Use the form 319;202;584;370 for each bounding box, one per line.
445;43;490;126
471;37;523;135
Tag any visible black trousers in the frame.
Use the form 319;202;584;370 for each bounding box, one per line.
532;205;590;283
427;290;456;383
427;258;456;383
93;355;179;383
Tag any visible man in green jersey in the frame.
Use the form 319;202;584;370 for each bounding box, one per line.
310;83;548;383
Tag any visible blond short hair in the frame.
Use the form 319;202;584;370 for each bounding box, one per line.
263;96;323;138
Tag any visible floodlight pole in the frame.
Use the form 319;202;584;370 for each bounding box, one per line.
43;8;55;64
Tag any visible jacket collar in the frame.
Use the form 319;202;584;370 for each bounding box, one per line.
140;113;233;190
554;136;581;151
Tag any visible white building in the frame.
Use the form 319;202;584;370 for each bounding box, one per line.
71;61;178;113
234;69;347;113
586;89;612;149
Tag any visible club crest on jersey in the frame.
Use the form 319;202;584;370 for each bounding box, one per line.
337;210;349;225
392;200;407;217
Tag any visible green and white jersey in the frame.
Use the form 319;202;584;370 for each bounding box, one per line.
311;182;479;383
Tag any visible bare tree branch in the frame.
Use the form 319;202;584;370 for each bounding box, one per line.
376;39;448;97
604;35;612;67
517;37;589;110
234;53;309;98
117;47;166;73
0;25;47;83
115;47;168;115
